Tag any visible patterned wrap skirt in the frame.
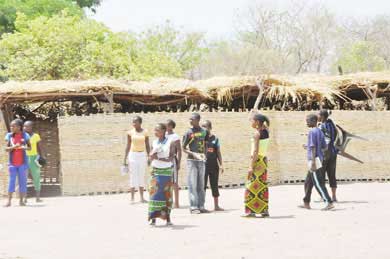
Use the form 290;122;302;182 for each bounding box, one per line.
148;167;173;220
244;154;269;214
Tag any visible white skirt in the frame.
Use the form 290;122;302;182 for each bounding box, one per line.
128;152;147;188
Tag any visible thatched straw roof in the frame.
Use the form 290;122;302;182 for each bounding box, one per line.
0;72;389;107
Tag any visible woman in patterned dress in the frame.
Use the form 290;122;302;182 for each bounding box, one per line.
243;113;270;218
148;123;175;226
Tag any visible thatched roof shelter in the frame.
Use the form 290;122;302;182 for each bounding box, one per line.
0;72;389;110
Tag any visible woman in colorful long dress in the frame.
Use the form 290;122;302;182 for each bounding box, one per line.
149;123;175;226
243;113;270;218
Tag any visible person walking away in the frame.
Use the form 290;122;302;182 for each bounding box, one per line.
166;119;182;208
182;113;209;214
202;120;224;211
4;119;31;207
243;114;270;218
301;114;334;211
24;121;45;203
318;110;338;202
149;123;175;226
124;116;150;203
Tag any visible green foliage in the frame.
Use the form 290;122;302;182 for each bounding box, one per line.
0;0;82;35
335;41;386;73
137;22;208;75
0;13;206;81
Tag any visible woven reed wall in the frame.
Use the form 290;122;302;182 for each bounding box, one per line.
34;121;61;184
0;112;8;196
58;111;390;196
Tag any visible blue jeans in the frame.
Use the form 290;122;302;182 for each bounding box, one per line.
8;165;28;193
187;160;206;210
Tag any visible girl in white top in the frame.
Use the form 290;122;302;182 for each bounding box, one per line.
166;119;182;208
149;123;175;226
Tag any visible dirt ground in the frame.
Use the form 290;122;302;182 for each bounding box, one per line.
0;183;389;259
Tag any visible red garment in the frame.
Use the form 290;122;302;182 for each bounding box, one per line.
11;133;24;166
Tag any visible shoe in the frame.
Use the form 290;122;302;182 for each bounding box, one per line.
322;203;335;211
200;209;210;214
190;209;201;214
261;212;270;218
241;213;256;218
166;222;173;226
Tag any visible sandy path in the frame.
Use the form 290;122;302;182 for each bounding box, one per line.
0;183;389;259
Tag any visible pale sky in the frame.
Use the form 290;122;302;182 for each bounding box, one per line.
89;0;390;39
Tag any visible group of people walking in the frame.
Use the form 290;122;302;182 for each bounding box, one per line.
123;113;224;226
4;109;339;226
4;119;45;207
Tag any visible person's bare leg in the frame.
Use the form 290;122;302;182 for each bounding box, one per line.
4;193;12;207
36;190;42;202
130;187;135;202
19;193;26;206
214;197;224;211
139;187;146;202
166;214;173;226
174;183;179;208
331;187;337;202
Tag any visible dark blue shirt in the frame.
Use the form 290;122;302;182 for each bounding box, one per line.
307;127;327;162
320;119;338;155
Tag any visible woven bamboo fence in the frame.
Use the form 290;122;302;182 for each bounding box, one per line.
56;111;390;196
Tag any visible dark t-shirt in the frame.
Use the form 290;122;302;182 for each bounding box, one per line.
206;135;220;168
182;127;209;160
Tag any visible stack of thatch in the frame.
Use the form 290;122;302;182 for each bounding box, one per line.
0;72;389;108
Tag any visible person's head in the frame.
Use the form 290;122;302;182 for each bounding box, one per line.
251;113;270;130
201;120;212;133
190;113;201;127
23;121;34;134
132;116;142;129
306;114;318;128
166;119;176;132
10;119;23;134
319;109;331;123
154;123;167;139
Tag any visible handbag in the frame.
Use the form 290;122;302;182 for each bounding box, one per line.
120;165;129;176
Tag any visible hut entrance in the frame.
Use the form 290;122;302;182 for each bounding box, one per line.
27;119;61;197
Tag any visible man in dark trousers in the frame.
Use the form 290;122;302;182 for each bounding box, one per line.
319;110;338;202
301;114;334;211
183;113;209;214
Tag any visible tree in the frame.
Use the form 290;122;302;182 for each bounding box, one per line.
0;13;198;81
235;1;337;74
75;0;102;12
137;22;208;76
0;0;102;35
335;41;386;73
0;0;82;35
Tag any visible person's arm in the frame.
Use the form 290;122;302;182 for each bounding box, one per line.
308;130;317;172
151;143;174;163
37;141;45;158
145;136;151;156
24;139;31;151
5;140;15;152
182;132;191;155
204;131;209;156
175;139;182;170
217;144;223;174
248;132;260;178
124;134;131;165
